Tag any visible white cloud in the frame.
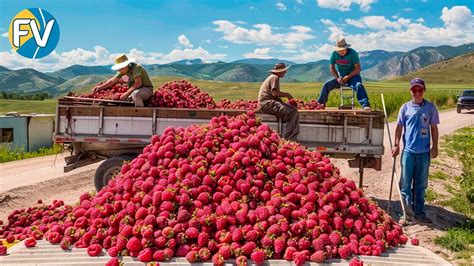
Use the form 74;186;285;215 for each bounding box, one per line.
2;32;8;38
213;20;315;49
249;6;256;11
317;0;377;12
218;45;228;49
403;8;413;12
178;34;193;48
345;16;402;30
234;20;247;25
320;19;346;41
204;39;212;43
244;48;272;59
296;0;304;4
320;6;474;52
441;6;473;28
161;47;226;63
0;45;226;72
416;18;425;23
287;44;334;62
275;3;287;11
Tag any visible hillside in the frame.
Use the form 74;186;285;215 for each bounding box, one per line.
49;65;113;79
231;58;296;65
363;43;474;80
359;50;403;69
45;75;108;95
0;69;65;93
1;43;473;95
389;52;474;84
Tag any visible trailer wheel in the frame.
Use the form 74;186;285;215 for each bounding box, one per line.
94;155;134;191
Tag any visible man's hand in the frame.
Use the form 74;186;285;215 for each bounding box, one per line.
391;145;400;157
92;85;101;93
337;77;345;85
120;88;134;101
431;146;438;159
342;76;350;84
286;93;293;99
120;92;130;101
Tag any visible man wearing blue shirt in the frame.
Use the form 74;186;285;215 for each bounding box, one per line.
317;38;371;110
392;78;439;225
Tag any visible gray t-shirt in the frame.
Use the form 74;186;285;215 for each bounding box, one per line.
258;74;281;103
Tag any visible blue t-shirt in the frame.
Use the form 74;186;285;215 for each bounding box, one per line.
397;99;440;154
329;48;360;77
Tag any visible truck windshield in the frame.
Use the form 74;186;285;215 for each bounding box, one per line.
462;90;474;96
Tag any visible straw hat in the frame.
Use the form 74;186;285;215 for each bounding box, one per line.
334;38;351;51
269;63;291;73
111;54;135;71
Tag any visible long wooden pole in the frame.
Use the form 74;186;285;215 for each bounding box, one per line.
381;94;407;217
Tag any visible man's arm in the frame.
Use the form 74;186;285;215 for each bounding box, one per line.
430;124;439;158
342;63;361;84
120;76;142;100
272;90;293;99
330;64;345;85
93;77;120;92
392;124;403;157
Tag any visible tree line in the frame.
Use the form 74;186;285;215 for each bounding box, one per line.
0;91;53;100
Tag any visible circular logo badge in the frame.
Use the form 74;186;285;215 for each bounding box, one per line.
8;8;60;59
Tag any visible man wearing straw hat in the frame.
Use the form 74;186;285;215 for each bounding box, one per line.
317;37;371;110
93;54;154;107
258;63;299;141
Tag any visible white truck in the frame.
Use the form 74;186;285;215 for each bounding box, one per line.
53;97;385;191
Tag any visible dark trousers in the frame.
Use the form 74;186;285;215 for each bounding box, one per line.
259;100;300;141
317;75;370;108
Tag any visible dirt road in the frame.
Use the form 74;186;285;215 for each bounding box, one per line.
0;152;99;220
334;109;474;201
332;109;474;263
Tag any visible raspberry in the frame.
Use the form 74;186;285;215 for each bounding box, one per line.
310;250;325;263
251;250;265;266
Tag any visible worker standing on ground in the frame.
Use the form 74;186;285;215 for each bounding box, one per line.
93;54;154;107
317;37;371;110
392;78;439;225
258;63;300;141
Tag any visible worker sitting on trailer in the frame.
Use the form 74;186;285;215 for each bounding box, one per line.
93;54;153;107
258;63;300;141
316;37;371;110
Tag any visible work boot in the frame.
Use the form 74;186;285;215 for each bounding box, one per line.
398;215;413;226
414;215;432;224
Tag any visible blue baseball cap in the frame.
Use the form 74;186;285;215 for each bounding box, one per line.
410;77;426;91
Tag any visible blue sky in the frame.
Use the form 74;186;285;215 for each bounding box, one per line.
1;0;473;71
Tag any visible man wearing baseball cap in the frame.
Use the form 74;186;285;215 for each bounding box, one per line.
392;78;439;225
316;37;371;110
93;54;153;107
258;63;299;141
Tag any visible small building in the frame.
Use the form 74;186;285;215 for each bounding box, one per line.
0;113;55;152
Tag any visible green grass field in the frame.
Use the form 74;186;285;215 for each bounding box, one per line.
1;77;471;119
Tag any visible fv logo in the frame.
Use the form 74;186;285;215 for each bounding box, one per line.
8;8;60;59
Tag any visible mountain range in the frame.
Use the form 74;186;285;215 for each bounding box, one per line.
0;43;472;96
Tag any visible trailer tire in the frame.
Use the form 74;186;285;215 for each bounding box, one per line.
94;155;134;191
